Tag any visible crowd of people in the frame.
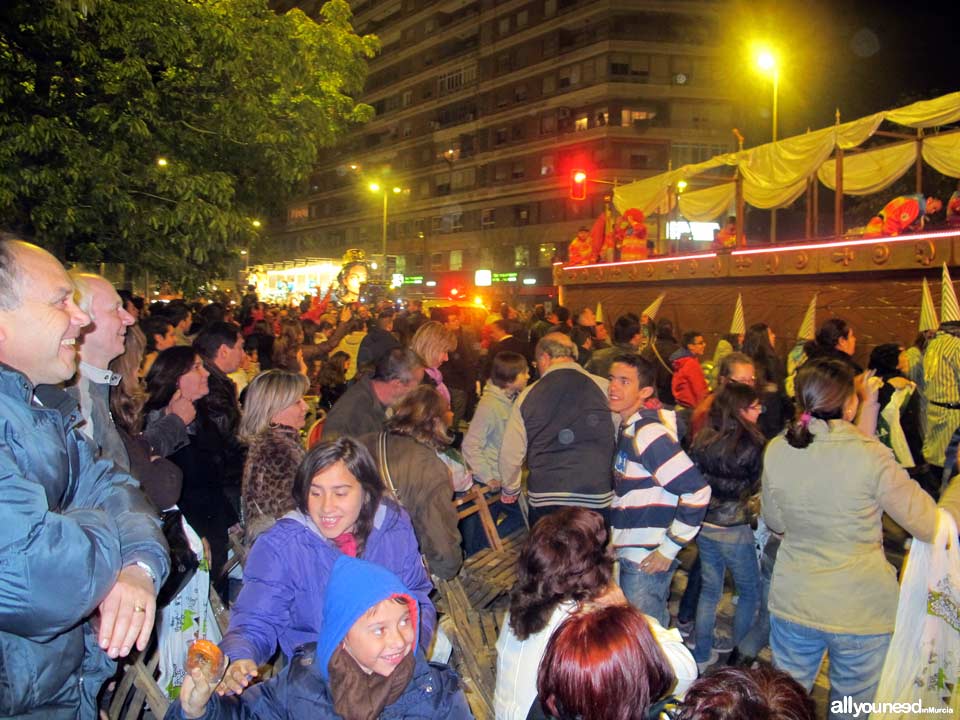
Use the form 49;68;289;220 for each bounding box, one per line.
3;228;960;720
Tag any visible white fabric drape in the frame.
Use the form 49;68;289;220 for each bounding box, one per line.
612;91;960;216
818;141;918;195
677;183;736;221
923;132;960;178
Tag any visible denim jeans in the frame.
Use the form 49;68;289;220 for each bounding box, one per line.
770;615;891;720
677;554;701;625
737;534;779;658
619;556;678;628
692;525;760;662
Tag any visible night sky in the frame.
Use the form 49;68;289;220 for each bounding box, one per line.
722;0;957;146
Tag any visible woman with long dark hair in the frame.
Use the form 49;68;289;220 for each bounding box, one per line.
217;437;435;696
688;383;765;673
495;508;695;720
741;322;790;438
802;318;861;373
144;346;239;585
761;358;960;718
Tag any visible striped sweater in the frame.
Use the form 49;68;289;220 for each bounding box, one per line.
611;408;711;564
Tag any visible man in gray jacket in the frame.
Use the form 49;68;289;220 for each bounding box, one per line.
0;235;168;718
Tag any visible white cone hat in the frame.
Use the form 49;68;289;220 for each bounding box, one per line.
797;294;818;341
595;302;604;323
642;292;665;320
919;277;939;332
943;264;960;323
730;294;745;335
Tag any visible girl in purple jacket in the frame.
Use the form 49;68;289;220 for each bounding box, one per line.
217;437;435;695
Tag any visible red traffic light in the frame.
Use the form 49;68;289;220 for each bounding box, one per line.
570;170;587;200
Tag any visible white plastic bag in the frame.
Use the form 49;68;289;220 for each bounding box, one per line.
156;516;223;700
871;509;960;718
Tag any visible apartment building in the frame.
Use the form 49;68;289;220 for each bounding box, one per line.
267;0;737;295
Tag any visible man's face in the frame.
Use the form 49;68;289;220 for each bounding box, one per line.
388;367;425;405
607;361;651;420
578;309;596;327
155;325;176;352
216;333;245;374
0;244;91;385
445;314;461;332
80;277;136;366
547;312;558;324
688;336;706;357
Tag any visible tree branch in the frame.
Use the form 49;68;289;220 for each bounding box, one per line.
180;119;249;145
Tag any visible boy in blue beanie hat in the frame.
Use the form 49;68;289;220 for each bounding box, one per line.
171;556;472;720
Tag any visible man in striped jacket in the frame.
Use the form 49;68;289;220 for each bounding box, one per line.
607;353;711;627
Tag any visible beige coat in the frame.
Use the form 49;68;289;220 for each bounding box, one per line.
762;419;949;635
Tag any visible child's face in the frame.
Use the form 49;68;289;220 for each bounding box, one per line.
343;597;414;677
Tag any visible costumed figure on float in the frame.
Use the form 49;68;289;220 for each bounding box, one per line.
864;194;942;237
301;250;369;323
616;208;649;261
567;226;597;265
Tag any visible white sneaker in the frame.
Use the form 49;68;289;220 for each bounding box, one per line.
696;649;720;674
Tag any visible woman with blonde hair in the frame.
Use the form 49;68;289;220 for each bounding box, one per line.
360;384;463;580
410;320;457;406
239;369;310;543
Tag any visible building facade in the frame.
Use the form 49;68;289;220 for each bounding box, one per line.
267;0;737;296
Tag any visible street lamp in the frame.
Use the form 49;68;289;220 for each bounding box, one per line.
369;182;402;280
756;49;779;242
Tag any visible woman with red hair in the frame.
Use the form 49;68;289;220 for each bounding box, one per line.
530;604;677;720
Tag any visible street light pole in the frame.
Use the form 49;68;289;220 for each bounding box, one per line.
380;190;389;281
770;65;779;243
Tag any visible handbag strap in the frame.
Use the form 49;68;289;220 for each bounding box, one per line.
377;431;400;501
650;341;674;376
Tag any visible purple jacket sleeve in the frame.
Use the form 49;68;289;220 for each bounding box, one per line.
219;532;295;665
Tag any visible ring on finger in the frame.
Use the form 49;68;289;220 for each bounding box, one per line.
134;604;146;613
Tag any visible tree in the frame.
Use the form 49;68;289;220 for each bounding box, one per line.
0;0;378;290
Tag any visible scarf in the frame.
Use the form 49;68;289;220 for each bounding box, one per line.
333;532;358;557
328;645;415;720
424;367;451;405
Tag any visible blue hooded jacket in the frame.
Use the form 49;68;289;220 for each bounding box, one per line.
168;556;473;720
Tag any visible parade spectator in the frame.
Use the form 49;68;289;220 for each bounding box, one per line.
411;320;457;408
217;438;436;694
671;330;709;410
118;288;143;321
569;324;594;367
238;370;310;544
145;347;237;586
178;557;465;720
499;333;616;525
495;508;695;720
688;383;764;673
0;235;167;716
69;272;137;468
483;319;530;385
361;385;464;579
761;358;960;718
689;352;756;438
585;313;643;379
462;351;529;487
162;300;194;347
193;321;247;514
676;666;815;720
272;318;307;374
440;306;480;428
802;318;861;373
527;304;554;349
529;605;680;720
642;318;680;406
356;306;400;372
141;315;177;377
607;354;710;627
323;347;424;440
742;323;791;438
395;298;427;346
315;350;351;412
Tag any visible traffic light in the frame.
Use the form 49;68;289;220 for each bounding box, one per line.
570;170;587;200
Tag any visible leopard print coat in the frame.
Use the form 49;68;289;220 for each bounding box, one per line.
242;424;305;545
